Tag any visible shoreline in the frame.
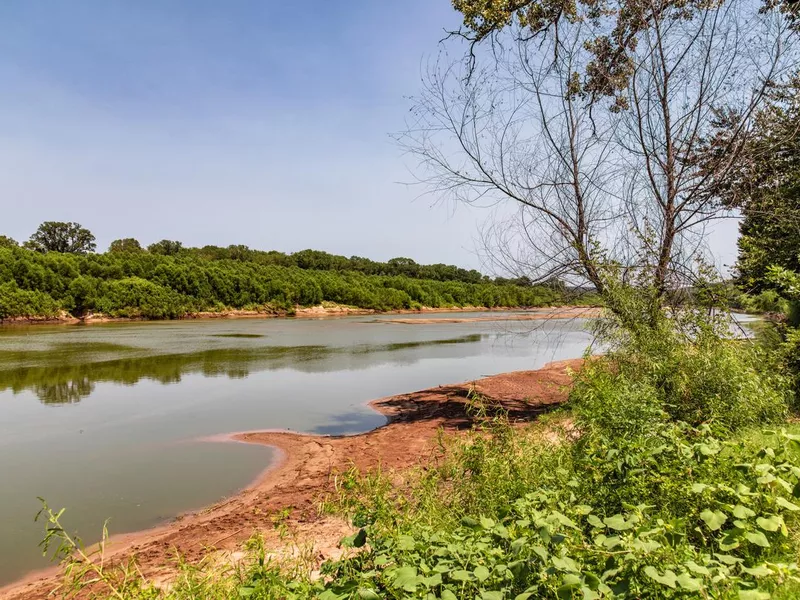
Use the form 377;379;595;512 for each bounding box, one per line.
0;304;601;327
0;358;582;600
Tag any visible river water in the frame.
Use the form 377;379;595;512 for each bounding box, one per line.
0;312;594;585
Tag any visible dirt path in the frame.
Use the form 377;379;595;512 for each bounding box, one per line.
0;359;581;600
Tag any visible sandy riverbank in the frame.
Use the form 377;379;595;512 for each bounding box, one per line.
0;304;601;326
0;358;582;599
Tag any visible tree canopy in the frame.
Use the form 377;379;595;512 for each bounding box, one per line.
701;75;800;291
0;240;585;320
109;238;144;254
25;222;96;254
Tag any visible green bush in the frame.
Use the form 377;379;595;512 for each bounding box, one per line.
95;277;194;319
0;281;60;319
574;311;790;434
0;245;574;318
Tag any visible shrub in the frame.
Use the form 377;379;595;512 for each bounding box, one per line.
0;281;60;319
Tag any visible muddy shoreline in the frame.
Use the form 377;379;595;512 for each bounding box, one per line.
0;359;582;599
0;304;601;327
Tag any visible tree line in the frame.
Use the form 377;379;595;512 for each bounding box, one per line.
0;221;541;285
0;233;578;320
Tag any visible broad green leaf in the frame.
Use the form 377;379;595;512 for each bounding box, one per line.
741;565;772;577
745;531;771;547
480;516;496;529
756;515;782;532
574;505;593;515
604;514;634;531
552;556;580;572
462;517;480;528
583;572;601;590
551;511;577;529
510;537;526;554
601;535;624;550
474;565;490;582
393;566;419;590
441;590;458;600
733;505;756;519
691;483;712;493
586;515;604;528
685;561;710;575
644;566;677;588
450;570;473;582
738;590;771;600
776;497;800;511
357;590;381;600
700;509;728;531
581;587;600;600
531;545;548;561
481;592;503;600
631;538;661;552
698;443;718;456
397;535;416;550
557;583;580;599
676;573;702;591
426;573;443;586
715;554;743;565
720;535;741;550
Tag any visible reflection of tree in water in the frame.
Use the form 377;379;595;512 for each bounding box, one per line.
0;334;486;405
34;377;95;405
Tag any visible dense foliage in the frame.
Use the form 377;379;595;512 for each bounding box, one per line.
700;76;800;293
0;245;572;320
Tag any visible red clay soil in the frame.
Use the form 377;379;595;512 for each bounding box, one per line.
0;359;581;600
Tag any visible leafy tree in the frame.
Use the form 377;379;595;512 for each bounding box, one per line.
0;236;17;249
700;75;800;291
25;222;96;254
108;238;144;254
147;239;183;256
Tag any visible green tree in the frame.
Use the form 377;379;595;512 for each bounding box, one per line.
147;239;183;256
0;236;17;249
25;221;96;254
700;75;800;291
108;238;144;254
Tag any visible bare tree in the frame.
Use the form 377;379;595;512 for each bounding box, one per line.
400;0;795;320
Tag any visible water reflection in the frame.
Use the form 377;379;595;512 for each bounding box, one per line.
0;334;485;405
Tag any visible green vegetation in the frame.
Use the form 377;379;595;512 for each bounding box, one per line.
0;230;584;320
24;221;97;255
700;75;800;294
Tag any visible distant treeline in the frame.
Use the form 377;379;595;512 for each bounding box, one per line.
0;243;590;320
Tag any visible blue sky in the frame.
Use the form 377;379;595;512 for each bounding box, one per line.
0;1;738;271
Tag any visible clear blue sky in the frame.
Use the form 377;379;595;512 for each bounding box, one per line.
0;1;738;271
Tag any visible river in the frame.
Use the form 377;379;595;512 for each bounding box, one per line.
0;312;594;585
